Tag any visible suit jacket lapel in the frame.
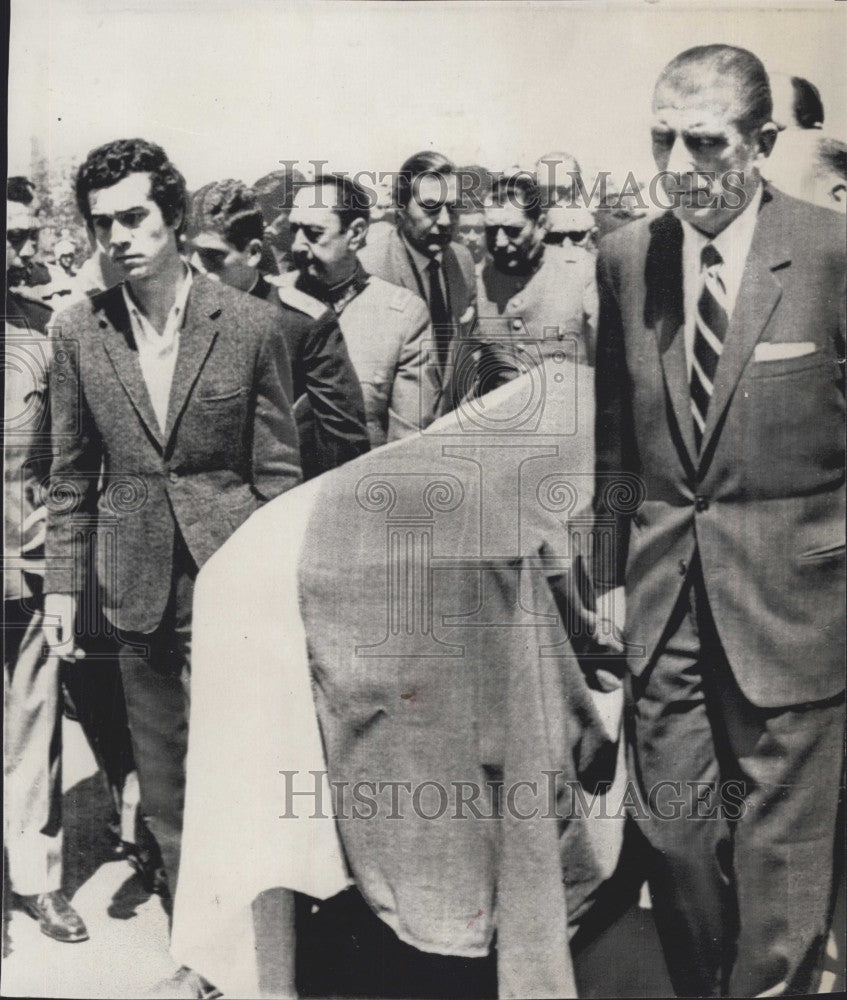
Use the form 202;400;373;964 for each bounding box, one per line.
163;281;221;448
700;189;788;455
647;213;698;468
100;288;164;449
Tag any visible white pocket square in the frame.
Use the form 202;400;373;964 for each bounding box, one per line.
754;342;816;362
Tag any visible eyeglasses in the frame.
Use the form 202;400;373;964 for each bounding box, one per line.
486;224;526;241
457;225;485;236
7;228;40;247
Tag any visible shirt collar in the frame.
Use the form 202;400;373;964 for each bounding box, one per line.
400;231;442;273
324;260;370;315
682;181;763;267
122;262;193;333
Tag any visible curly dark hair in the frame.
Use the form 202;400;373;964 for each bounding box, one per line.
75;138;189;236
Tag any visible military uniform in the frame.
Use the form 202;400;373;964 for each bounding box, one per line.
252;274;370;478
474;243;598;369
287;265;439;448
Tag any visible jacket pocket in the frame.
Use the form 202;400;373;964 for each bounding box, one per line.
799;541;846;563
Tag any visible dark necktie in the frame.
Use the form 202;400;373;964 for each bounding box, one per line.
690;243;728;450
427;257;452;370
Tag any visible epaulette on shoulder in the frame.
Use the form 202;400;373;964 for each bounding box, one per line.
387;283;414;313
276;284;327;320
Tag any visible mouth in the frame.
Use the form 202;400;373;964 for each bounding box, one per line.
114;254;144;265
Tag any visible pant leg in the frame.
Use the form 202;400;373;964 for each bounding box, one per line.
628;580;732;998
3;600;63;896
718;675;845;996
116;543;195;898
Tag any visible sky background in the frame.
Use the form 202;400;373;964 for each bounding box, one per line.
8;0;847;192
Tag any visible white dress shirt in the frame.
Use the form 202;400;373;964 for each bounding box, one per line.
121;267;193;434
681;182;763;376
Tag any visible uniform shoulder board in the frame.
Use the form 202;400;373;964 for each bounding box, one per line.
276;283;327;321
387;283;414;313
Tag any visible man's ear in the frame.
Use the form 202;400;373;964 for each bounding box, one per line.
536;210;548;237
756;123;779;160
346;218;369;252
246;238;264;268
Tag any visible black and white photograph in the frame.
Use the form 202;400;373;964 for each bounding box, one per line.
3;1;846;997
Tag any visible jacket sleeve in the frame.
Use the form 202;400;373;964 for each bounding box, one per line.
387;298;440;442
582;253;600;366
298;310;371;477
592;247;635;593
44;333;100;595
251;325;304;500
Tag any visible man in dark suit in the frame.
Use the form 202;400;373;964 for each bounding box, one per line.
358;150;476;412
187;178;370;479
593;45;845;996
43;139;301;997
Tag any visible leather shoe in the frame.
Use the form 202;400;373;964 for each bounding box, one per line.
144;966;221;999
13;891;89;943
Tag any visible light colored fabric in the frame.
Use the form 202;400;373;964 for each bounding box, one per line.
170;476;350;995
173;358;625;998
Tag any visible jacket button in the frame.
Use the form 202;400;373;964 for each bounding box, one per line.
168;471;179;484
511;319;523;331
694;495;709;512
678;559;687;576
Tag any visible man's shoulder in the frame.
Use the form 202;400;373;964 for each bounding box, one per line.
446;240;476;283
359;224;402;271
362;274;427;316
597;211;658;261
191;274;286;336
766;186;846;259
274;278;333;324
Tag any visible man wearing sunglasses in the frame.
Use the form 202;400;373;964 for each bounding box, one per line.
188;179;369;479
359;150;477;413
469;173;598;395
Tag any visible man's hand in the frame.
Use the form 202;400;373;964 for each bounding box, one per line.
43;592;85;661
593;585;626;655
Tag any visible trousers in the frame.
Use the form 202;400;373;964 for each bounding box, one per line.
628;560;844;996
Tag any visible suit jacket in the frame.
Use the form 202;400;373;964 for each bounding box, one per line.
253;274;370;478
594;186;846;708
291;268;439;448
4;322;50;603
358;226;477;406
44;276;302;634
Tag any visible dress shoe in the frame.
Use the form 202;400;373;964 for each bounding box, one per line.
13;891;89;943
126;844;169;897
144;965;222;999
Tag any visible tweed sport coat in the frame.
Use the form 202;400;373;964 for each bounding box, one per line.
594;186;846;708
44;276;302;634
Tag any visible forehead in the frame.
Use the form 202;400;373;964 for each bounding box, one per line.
290;187;342;229
88;172;155;214
7;201;38;229
459;212;485;226
414;173;458;205
484;200;532;226
652;81;744;132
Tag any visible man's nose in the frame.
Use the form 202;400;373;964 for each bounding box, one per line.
19;236;36;259
435;205;453;228
291;227;308;254
109;220;131;246
495;227;510;249
666;135;694;176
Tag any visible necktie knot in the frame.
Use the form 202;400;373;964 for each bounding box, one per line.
701;243;722;270
427;257;441;274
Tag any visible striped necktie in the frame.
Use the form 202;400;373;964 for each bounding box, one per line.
690;243;728;450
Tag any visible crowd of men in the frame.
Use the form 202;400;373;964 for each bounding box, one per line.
4;43;846;1000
